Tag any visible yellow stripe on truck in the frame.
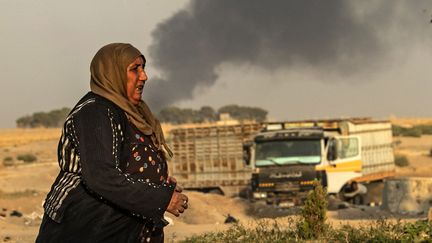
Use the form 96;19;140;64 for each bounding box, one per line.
315;160;362;172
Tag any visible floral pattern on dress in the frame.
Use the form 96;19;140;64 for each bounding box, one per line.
125;123;168;184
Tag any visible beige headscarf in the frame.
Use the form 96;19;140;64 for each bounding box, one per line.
89;43;172;158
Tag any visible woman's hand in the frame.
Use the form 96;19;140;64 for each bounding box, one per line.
166;190;188;217
168;176;183;193
167;176;177;184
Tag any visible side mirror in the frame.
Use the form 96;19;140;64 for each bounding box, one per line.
243;142;253;166
327;139;337;162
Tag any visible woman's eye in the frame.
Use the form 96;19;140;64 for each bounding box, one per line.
130;64;145;72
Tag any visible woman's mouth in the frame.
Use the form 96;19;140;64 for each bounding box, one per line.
135;84;144;93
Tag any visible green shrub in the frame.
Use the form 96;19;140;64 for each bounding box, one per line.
395;155;409;167
16;153;37;163
0;189;38;199
401;220;432;242
2;156;14;166
404;128;422;137
392;125;403;136
415;125;432;135
392;125;422;137
297;181;328;239
181;222;296;243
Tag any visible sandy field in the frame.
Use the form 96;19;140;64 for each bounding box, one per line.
0;126;432;242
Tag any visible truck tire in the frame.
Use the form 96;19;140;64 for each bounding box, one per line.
352;194;364;205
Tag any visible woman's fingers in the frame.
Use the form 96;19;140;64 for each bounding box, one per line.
177;194;188;213
182;194;188;203
175;185;183;193
181;195;188;210
167;191;189;217
168;176;177;184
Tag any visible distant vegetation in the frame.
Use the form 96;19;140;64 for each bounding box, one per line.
16;104;267;127
0;189;39;199
159;106;217;124
2;156;14;167
158;105;268;124
16;107;70;128
394;155;409;167
392;125;432;137
2;153;38;166
218;105;267;122
16;153;37;163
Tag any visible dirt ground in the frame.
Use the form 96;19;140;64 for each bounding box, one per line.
0;128;431;242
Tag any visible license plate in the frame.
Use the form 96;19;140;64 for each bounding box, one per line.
279;201;295;207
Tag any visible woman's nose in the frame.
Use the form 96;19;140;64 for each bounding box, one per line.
140;70;148;81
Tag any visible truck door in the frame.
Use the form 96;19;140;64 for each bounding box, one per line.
325;136;362;194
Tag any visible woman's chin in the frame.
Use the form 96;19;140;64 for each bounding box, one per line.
128;98;140;105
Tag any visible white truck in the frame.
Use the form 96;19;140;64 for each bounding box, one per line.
250;118;395;206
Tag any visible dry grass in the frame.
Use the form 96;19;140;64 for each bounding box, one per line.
0;128;61;147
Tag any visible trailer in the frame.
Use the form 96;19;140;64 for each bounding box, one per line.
169;123;261;196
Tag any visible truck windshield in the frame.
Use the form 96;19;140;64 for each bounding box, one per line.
255;140;321;166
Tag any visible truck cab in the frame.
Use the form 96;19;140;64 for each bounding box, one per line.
250;119;394;206
251;127;326;206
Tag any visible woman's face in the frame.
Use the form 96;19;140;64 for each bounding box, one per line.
126;56;147;105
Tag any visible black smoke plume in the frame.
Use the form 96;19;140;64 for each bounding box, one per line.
145;0;427;111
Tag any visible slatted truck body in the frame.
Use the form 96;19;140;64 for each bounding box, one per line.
169;124;261;196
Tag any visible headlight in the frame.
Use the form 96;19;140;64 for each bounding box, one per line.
300;181;315;185
253;192;267;198
259;182;274;187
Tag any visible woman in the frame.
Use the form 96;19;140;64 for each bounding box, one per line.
36;43;188;243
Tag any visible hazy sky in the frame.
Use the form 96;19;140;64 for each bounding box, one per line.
0;0;431;128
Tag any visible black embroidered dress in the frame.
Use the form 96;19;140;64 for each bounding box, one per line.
36;92;175;243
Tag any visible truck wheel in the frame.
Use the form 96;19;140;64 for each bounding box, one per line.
239;187;253;199
353;194;364;205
